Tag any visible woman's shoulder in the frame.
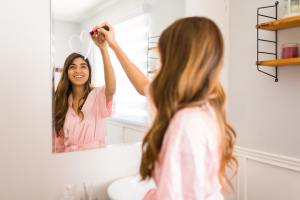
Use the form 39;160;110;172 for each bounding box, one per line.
168;104;218;140
172;104;216;125
92;86;104;91
90;86;105;95
83;86;105;106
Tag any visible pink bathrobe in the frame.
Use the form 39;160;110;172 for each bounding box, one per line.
143;103;224;200
53;86;112;153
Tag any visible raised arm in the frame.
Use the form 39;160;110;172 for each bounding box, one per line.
98;22;149;96
92;26;116;101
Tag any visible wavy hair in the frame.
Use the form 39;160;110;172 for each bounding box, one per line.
140;17;237;190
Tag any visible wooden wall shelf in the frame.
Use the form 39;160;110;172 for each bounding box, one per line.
257;15;300;31
256;2;300;82
256;57;300;67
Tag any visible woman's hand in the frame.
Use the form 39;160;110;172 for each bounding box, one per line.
91;26;107;50
97;22;118;49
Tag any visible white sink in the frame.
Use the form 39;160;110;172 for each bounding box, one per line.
107;175;155;200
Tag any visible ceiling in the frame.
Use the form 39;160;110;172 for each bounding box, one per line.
52;0;118;23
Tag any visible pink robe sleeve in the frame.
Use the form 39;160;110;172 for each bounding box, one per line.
143;111;217;200
96;86;113;118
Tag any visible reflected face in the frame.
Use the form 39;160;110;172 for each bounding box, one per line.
67;57;90;86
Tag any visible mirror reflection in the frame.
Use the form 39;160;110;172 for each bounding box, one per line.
51;0;185;153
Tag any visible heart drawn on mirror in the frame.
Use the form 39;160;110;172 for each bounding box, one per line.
68;30;93;59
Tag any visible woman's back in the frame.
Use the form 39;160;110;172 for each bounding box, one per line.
144;104;224;200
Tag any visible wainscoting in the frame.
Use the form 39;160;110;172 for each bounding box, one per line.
228;147;300;200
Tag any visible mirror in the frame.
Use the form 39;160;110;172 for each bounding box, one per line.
51;0;185;153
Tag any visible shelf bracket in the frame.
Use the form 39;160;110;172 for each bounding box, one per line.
256;1;279;82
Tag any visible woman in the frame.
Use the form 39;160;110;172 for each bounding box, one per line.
53;28;116;153
99;17;237;199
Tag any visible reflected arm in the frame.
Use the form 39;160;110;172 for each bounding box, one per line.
99;46;116;101
111;43;149;96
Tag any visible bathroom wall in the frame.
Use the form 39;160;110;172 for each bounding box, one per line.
229;0;300;199
229;0;300;161
0;0;142;199
147;0;185;35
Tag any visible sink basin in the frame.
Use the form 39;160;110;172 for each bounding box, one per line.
107;175;155;200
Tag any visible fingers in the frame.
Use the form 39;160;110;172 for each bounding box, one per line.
92;22;113;31
98;28;108;36
99;22;113;32
100;34;105;41
91;22;113;35
91;31;98;40
92;25;107;34
103;22;113;31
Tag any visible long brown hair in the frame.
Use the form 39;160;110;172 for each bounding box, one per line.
140;17;237;190
54;53;92;136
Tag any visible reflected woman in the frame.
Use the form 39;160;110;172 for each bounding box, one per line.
53;28;116;153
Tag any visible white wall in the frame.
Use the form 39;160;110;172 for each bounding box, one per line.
147;0;185;35
229;0;300;158
229;0;300;199
0;0;142;199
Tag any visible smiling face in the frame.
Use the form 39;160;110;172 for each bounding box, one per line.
67;57;90;87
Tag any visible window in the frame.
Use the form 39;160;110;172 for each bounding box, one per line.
92;14;150;125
